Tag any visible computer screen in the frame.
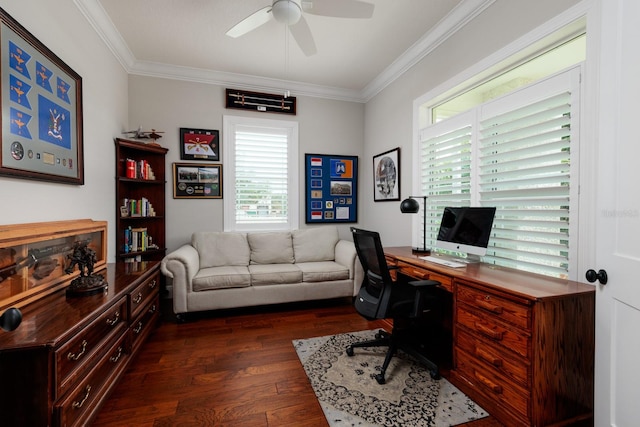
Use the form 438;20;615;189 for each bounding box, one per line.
435;207;496;257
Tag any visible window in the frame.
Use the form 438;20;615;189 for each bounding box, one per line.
418;68;580;279
223;115;299;231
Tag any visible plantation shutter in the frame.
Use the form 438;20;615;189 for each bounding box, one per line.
419;112;473;250
478;72;578;278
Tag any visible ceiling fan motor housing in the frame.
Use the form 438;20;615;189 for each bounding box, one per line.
272;0;302;25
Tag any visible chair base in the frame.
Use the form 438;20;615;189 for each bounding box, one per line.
346;329;439;384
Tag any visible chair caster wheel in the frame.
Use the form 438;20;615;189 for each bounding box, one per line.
346;347;354;357
375;373;386;384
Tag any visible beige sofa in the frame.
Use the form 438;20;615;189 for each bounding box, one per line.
161;226;363;319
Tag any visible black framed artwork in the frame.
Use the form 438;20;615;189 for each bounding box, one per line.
373;147;400;201
305;153;358;223
179;128;219;161
172;162;222;199
0;8;84;185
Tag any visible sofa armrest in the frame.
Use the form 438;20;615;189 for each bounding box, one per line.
161;244;199;314
335;239;363;296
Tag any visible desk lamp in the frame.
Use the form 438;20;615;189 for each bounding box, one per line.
400;196;430;254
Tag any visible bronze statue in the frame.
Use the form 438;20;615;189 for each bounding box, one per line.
65;242;107;297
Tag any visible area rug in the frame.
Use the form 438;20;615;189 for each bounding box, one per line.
293;330;488;427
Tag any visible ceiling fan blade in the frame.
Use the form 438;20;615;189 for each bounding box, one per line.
289;16;317;56
226;6;273;38
302;0;374;19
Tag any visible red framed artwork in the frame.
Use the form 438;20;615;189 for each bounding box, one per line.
179;128;219;161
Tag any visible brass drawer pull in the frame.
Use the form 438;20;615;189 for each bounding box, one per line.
476;298;504;314
67;340;88;361
110;346;123;363
476;347;503;367
106;311;120;326
72;385;92;409
475;371;503;394
148;279;157;289
133;321;143;334
133;292;143;304
149;304;157;314
474;322;505;341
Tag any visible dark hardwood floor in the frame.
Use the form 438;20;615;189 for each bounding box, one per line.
91;297;504;426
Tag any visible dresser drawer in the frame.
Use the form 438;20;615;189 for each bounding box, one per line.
55;331;129;427
397;261;453;292
457;283;530;330
55;298;127;397
456;347;530;422
456;327;529;387
456;303;530;358
129;271;160;319
130;294;160;354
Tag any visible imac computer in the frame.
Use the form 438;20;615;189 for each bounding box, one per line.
422;206;496;267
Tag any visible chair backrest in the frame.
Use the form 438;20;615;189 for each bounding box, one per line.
350;227;394;319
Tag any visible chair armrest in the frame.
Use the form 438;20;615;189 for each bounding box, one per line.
161;244;199;314
407;279;441;318
335;239;362;296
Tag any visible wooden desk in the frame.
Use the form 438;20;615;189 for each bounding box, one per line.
384;247;595;427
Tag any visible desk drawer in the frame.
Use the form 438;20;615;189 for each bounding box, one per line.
130;294;160;354
457;283;530;330
397;261;453;292
456;327;529;387
456;347;530;421
129;271;160;320
457;303;530;358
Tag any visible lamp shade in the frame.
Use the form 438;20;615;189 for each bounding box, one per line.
272;0;302;25
400;197;420;213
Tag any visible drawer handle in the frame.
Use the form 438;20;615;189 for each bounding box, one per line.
476;298;503;314
72;385;92;409
67;340;88;361
133;292;143;304
149;279;157;289
474;322;505;341
106;311;120;326
110;346;123;363
411;269;428;279
133;321;143;334
474;371;503;394
476;347;503;367
149;304;157;314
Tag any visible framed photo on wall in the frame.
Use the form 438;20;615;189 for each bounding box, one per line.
179;128;219;161
173;162;222;199
0;8;84;185
373;147;400;201
305;153;358;223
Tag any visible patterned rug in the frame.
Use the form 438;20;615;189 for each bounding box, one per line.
293;330;488;427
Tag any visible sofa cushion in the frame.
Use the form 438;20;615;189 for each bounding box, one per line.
296;261;349;282
192;266;251;291
192;232;250;268
293;227;338;262
249;264;302;286
248;231;294;264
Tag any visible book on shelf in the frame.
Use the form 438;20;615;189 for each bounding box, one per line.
124;226;151;253
124;158;155;180
122;197;156;217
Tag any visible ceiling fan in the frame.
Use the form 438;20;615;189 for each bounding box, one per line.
225;0;375;56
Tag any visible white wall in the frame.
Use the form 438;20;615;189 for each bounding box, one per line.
127;75;365;252
363;0;582;247
0;1;129;262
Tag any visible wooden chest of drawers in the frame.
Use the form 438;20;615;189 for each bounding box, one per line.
0;262;160;427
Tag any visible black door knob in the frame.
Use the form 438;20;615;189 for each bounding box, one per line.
586;269;608;285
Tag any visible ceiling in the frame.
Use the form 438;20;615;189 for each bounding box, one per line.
76;0;495;102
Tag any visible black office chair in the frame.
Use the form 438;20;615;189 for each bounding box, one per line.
347;227;442;384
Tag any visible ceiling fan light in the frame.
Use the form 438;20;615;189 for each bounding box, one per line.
272;0;302;25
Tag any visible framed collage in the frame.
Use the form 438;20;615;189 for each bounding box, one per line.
305;153;358;223
172;163;222;199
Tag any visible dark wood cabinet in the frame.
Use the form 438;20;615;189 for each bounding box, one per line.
0;261;160;427
115;138;168;262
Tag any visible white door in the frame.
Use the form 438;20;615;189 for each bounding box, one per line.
594;0;640;425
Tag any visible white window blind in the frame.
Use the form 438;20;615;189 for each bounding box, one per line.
223;116;298;231
418;68;580;278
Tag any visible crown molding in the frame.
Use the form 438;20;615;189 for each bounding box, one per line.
75;0;494;103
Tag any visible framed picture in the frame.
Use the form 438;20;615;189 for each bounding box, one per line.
179;128;219;161
373;147;400;201
0;8;83;184
173;163;222;199
305;153;358;223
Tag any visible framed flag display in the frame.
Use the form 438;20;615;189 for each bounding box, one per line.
0;8;84;184
305;153;358;223
179;128;219;161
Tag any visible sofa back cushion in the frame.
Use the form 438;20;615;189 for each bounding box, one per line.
192;232;250;268
248;231;295;264
293;227;339;262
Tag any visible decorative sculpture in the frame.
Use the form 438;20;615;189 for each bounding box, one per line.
65;241;107;297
